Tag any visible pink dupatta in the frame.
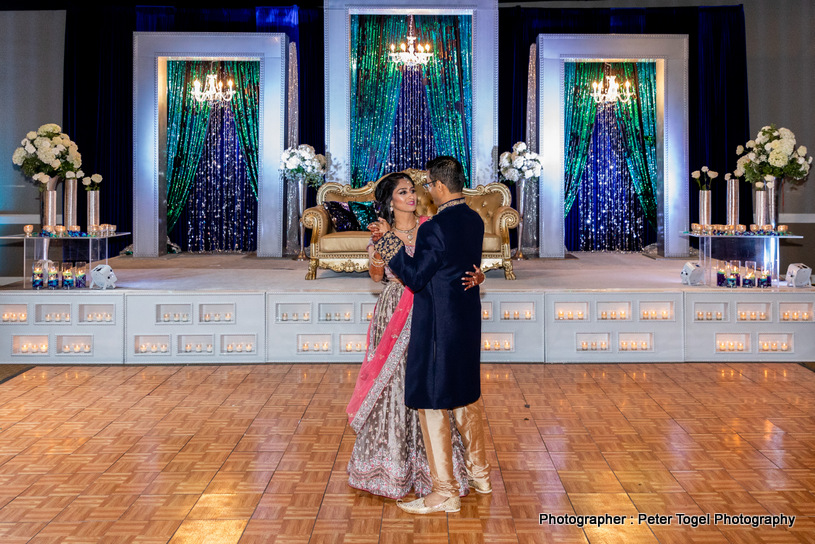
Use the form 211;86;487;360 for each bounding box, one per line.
346;216;427;426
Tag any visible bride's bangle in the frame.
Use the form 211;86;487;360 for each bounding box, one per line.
370;257;385;267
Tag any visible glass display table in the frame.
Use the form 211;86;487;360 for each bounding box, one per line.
684;232;803;287
0;233;130;289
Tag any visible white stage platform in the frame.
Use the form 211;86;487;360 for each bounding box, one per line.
1;253;813;364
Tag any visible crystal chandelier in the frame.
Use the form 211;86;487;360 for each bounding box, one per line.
590;75;634;105
389;15;432;68
192;73;236;105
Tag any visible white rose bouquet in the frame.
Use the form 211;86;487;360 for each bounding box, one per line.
736;125;811;190
82;173;103;191
280;144;327;188
691;166;718;190
498;141;542;184
11;124;83;192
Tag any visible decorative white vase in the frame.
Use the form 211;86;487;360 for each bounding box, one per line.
698;190;712;225
87;190;100;233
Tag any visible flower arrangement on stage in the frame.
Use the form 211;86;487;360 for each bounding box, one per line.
691;166;718;190
11;124;82;191
280;144;327;188
498;141;541;184
736;125;812;190
82;173;103;191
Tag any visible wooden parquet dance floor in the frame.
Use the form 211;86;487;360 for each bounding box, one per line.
1;363;814;544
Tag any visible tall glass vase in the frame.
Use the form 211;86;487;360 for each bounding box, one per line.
767;180;778;228
41;175;61;227
754;189;768;227
86;190;100;233
64;177;78;228
726;178;739;225
513;177;527;260
698;190;712;225
294;175;308;261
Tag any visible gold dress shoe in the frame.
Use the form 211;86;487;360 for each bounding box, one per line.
397;495;461;514
468;478;492;494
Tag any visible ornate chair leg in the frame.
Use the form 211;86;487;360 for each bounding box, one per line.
503;259;516;280
306;258;318;280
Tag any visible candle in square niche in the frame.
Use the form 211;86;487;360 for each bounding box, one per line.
525;310;532;320
601;311;608;320
483;340;491;351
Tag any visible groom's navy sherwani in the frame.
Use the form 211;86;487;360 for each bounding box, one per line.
376;198;484;410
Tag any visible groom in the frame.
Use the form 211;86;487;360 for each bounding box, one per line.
373;156;491;514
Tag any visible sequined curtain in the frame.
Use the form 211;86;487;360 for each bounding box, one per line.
614;62;658;228
350;15;406;186
523;43;539;255
225;60;260;197
285;42;301;256
166;60;211;231
416;15;472;186
384;67;436;172
563;62;603;216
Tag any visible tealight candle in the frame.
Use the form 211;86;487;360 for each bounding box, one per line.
650;310;657;319
4;312;11;322
206;344;213;352
313;343;320;351
567;311;574;320
482;310;490;320
21;344;29;353
334;312;341;321
620;341;627;350
325;312;331;321
292;313;298;321
30;344;38;353
484;340;491;351
236;344;243;352
493;341;500;350
54;313;62;322
739;311;747;321
610;311;617;319
706;312;713;320
185;344;192;352
366;312;373;321
697;311;704;320
728;341;734;351
182;314;189;321
227;344;234;352
642;310;649;319
204;313;211;322
161;344;168;353
303;312;310;321
214;314;221;322
504;310;510;320
195;344;202;352
346;342;352;352
781;343;788;351
641;341;648;350
662;310;669;319
630;342;637;351
760;312;767;320
225;313;232;321
620;310;627;319
601;311;608;320
323;342;330;351
557;310;564;320
737;342;744;351
581;341;588;351
591;342;597;350
45;314;52;322
83;344;90;353
19;313;26;321
344;312;351;321
246;343;253;352
525;310;532;320
771;342;778;351
600;341;607;350
87;313;93;322
139;344;147;353
782;312;790;321
762;342;769;351
104;313;111;322
173;313;180;322
718;341;726;351
150;345;157;353
63;345;70;353
803;312;811;321
281;312;288;321
576;311;583;320
74;344;81;353
750;311;757;320
513;311;520;320
504;340;511;350
302;343;309;352
792;311;800;321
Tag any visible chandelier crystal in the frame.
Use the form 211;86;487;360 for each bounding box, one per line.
590;75;634;105
192;73;236;105
389;15;433;68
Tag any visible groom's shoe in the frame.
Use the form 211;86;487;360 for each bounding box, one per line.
467;477;492;494
397;496;461;514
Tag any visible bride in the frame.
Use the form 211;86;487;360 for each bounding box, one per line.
346;171;484;499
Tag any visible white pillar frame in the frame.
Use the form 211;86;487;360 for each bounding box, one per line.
538;34;689;258
133;32;288;257
324;0;498;186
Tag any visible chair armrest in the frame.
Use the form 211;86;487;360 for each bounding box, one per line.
303;205;330;243
492;205;519;244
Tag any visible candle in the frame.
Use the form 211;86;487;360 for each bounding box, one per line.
21;344;28;353
557;310;564;320
313;343;320;352
183;314;189;322
581;341;588;351
761;342;769;351
484;340;491;351
610;311;617;320
650;310;657;319
718;341;726;351
737;342;744;351
3;313;11;322
620;310;627;319
214;314;221;322
525;310;532;320
281;312;288;321
781;343;788;351
630;342;637;351
334;312;340;321
19;313;26;322
236;344;243;352
504;340;511;350
292;313;298;321
206;344;213;352
792;312;799;321
325;312;331;321
567;311;574;320
493;341;500;350
225;313;232;321
195;344;202;352
706;312;713;320
204;313;211;322
323;342;330;351
504;310;510;320
601;311;608;320
771;342;778;351
150;345;157;353
576;311;583;320
344;312;351;321
246;343;254;352
63;345;70;353
728;342;734;351
600;341;607;350
591;342;597;351
83;344;90;353
366;312;373;321
760;312;767;320
642;310;649;319
514;311;520;320
139;345;147;353
173;313;180;322
482;310;490;320
739;311;747;321
803;312;810;321
662;310;669;319
641;341;648;350
74;344;81;353
620;341;627;351
782;312;790;321
45;314;52;322
227;344;234;352
185;344;192;352
750;311;757;320
346;342;352;352
161;344;168;353
697;311;704;320
303;312;310;321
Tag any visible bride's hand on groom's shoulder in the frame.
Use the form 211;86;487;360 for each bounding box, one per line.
368;219;390;242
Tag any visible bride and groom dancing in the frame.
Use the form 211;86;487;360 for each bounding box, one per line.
345;156;491;514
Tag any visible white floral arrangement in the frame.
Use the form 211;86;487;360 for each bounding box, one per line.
498;142;541;184
81;173;103;191
691;166;718;191
11;124;83;191
736;125;812;190
280;144;327;188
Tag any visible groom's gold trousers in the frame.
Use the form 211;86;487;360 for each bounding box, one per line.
417;398;490;498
